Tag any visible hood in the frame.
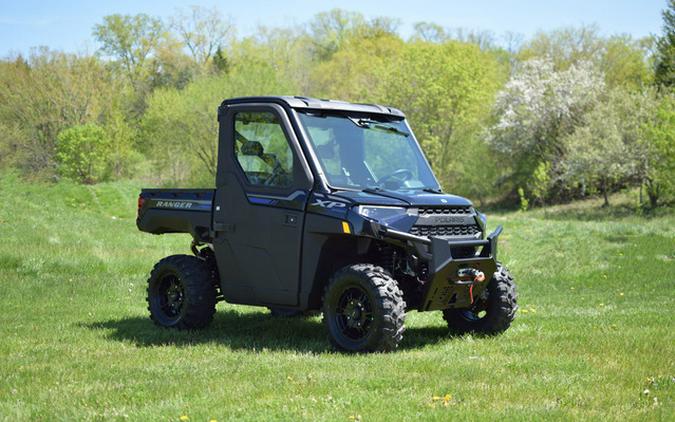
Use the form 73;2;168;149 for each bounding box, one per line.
331;189;472;207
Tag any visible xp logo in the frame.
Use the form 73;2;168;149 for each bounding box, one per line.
312;199;346;209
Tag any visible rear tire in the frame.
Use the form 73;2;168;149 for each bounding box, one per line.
147;255;216;329
323;264;406;352
442;264;517;335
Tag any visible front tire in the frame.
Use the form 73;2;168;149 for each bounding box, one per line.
147;255;216;329
323;264;406;352
442;264;518;335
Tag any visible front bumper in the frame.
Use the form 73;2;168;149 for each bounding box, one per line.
378;225;503;312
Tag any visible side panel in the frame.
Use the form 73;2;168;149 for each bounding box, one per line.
298;195;353;309
136;189;214;241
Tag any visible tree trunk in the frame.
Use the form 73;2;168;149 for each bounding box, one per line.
649;192;658;209
601;177;609;207
646;177;660;209
647;184;659;209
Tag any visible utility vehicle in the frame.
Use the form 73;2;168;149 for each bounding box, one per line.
136;96;518;352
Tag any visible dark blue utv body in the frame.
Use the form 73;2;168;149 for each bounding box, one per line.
136;96;516;352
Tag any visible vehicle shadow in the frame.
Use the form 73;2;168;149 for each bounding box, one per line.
83;309;453;353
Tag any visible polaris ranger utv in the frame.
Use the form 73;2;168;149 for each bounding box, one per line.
136;96;517;352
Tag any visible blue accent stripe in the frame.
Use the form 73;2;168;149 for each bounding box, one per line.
192;203;213;210
248;196;278;205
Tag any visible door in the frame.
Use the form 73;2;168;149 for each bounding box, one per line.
212;103;313;306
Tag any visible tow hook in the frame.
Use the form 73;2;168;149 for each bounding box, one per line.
456;268;486;304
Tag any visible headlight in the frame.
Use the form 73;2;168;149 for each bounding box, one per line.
355;206;410;225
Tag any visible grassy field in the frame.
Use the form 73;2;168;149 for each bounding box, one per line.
0;173;673;421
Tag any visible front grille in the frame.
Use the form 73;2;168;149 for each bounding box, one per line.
410;205;481;239
410;224;481;237
418;206;472;215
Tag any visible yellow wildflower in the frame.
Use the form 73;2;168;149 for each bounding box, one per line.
443;394;452;406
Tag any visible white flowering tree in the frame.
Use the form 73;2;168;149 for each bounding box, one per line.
488;58;605;199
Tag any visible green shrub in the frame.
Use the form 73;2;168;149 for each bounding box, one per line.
529;161;551;207
56;124;110;184
518;187;529;212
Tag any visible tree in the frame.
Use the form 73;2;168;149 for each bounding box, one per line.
412;22;447;43
307;9;399;61
379;41;504;193
93;14;164;88
445;28;497;50
0;49;114;177
564;89;656;206
171;6;234;66
519;25;651;89
519;25;604;68
412;22;502;51
641;93;675;207
308;9;366;60
103;106;141;180
211;46;231;74
237;25;314;92
150;34;196;89
655;0;675;88
601;35;653;89
310;32;404;101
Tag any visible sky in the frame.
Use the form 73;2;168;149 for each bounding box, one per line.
0;0;668;57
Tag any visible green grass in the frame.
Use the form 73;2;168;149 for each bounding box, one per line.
0;173;673;421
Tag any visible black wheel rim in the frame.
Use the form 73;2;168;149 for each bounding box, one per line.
335;286;373;341
158;274;184;320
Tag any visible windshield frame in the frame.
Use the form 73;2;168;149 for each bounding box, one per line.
294;110;441;193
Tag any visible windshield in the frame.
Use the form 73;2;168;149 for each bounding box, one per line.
297;111;440;192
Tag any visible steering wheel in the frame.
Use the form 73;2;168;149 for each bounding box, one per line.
378;168;414;185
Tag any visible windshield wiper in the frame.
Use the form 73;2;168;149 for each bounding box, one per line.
362;187;413;204
422;187;443;194
371;123;409;137
348;117;410;137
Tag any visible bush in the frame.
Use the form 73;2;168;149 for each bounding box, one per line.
56;124;110;183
